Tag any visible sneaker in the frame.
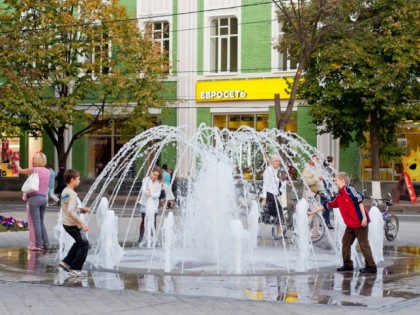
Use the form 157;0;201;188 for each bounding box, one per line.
59;261;70;272
68;270;86;278
64;277;83;286
359;266;377;274
337;265;354;272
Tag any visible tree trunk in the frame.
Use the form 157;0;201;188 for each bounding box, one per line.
370;109;380;181
278;59;306;131
56;127;68;169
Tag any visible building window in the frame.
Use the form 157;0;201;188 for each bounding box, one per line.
84;29;112;77
362;120;420;181
213;114;268;179
94;32;111;75
147;21;170;72
210;17;238;73
1;138;20;178
277;22;297;71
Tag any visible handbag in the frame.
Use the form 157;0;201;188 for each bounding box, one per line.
21;169;39;193
159;189;166;199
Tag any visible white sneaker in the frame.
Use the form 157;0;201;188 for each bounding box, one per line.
68;270;86;278
59;261;70;272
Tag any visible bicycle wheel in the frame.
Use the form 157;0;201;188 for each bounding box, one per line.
385;215;399;241
310;213;325;243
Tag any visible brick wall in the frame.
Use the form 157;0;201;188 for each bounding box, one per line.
197;107;212;127
297;105;316;147
72;123;88;176
241;0;271;74
160;108;178;167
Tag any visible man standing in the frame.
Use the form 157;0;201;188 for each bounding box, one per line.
308;172;377;274
261;155;284;240
302;154;324;203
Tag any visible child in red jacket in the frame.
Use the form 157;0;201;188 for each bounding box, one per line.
308;172;377;274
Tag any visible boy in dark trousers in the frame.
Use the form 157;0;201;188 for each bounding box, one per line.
58;169;89;277
308;172;377;274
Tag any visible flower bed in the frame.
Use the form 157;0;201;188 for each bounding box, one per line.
0;215;28;232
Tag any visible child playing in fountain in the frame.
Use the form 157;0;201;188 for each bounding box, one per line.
308;172;377;274
137;166;162;245
58;169;90;278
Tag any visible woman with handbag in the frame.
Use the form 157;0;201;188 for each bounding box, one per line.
16;153;51;251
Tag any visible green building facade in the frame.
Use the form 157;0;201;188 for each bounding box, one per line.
1;0;358;185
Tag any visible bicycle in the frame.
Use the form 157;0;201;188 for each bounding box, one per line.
260;197;325;244
365;195;399;241
260;204;294;240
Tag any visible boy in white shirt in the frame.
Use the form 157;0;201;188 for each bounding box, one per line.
58;169;89;278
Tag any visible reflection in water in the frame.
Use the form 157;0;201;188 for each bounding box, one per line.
92;270;124;290
27;250;46;275
0;247;419;309
334;271;383;306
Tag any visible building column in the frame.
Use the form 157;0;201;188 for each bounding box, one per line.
317;129;340;170
176;0;198;177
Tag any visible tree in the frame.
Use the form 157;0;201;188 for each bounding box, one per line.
271;0;352;130
0;0;169;168
300;0;420;182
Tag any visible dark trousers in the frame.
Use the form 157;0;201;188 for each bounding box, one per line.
265;192;283;223
342;226;376;268
63;225;89;271
322;207;332;225
320;194;331;225
139;213;157;237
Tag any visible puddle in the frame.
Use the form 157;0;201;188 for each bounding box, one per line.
0;247;419;309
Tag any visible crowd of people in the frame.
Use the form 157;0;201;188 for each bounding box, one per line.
17;151;376;277
260;153;377;274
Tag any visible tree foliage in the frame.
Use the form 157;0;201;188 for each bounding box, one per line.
0;0;169;167
300;0;420;180
272;0;352;130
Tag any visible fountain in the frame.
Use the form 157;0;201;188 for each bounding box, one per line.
72;124;377;274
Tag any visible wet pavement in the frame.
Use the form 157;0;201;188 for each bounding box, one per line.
0;245;419;311
1;204;420;314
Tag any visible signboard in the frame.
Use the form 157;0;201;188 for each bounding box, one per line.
196;78;295;102
393;171;418;203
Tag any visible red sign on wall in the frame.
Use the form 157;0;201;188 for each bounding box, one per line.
393;171;418;203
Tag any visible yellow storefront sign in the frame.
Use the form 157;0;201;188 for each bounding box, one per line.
196;78;293;102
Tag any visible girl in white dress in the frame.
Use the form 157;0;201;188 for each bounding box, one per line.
138;166;162;247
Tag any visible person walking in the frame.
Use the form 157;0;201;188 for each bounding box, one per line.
261;155;285;240
161;164;175;209
322;156;336;229
302;154;324;203
46;164;60;206
308;172;377;274
16;153;50;251
55;166;66;206
58;169;89;278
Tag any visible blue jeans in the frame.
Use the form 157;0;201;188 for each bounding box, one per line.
28;194;48;248
320;194;332;225
63;225;89;271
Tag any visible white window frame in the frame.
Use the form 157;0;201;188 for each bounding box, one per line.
209;16;238;74
143;20;171;74
271;13;298;73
